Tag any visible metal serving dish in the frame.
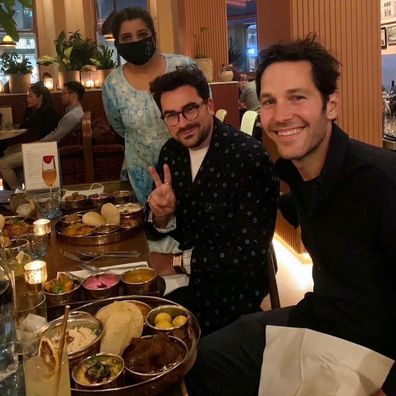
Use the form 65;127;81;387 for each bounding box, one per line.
55;212;141;246
72;296;200;396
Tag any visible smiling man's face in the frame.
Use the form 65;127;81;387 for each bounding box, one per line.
259;60;339;167
160;85;214;150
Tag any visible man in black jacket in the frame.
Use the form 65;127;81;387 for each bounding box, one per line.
185;36;396;395
146;66;279;335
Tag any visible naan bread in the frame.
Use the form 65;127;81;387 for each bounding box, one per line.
101;203;120;225
82;212;105;227
97;301;144;355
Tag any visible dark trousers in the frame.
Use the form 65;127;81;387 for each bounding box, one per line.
185;307;293;396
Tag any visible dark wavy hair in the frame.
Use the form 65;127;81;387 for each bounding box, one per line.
255;34;341;106
29;81;53;106
112;7;156;42
150;65;210;112
63;81;85;101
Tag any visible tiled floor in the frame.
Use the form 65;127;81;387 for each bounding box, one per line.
262;235;313;310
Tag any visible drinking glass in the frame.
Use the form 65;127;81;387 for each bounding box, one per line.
14;292;47;342
27;234;48;260
1;239;32;279
36;191;61;219
41;155;57;193
23;339;71;396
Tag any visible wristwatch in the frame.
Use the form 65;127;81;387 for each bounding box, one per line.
172;252;186;274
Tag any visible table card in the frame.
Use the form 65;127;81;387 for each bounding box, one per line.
22;142;61;191
0;106;13;128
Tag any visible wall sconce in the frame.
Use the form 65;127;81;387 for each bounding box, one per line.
33;219;51;237
24;260;47;289
43;77;54;91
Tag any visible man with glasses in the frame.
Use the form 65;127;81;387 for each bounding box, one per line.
146;66;279;335
0;81;84;189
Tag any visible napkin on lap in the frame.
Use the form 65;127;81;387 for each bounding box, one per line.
259;326;394;396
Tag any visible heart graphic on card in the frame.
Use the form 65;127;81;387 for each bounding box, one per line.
42;155;54;164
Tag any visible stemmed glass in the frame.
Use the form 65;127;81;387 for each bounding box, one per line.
41;155;57;193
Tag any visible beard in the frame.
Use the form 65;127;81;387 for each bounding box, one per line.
176;122;211;149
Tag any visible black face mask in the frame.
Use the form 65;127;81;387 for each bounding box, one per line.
115;36;156;66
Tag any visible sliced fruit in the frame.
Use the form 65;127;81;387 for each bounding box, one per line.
172;315;188;327
38;336;59;378
154;312;172;325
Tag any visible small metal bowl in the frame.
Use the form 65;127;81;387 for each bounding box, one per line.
62;193;87;210
72;352;125;389
146;305;191;342
112;190;133;205
116;203;143;218
43;275;81;306
120;217;139;230
121;268;158;295
39;311;103;367
61;213;83;225
83;272;120;300
123;335;188;381
88;193;113;207
62;223;97;238
95;224;120;235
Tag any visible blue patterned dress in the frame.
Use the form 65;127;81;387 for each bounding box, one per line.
102;54;194;203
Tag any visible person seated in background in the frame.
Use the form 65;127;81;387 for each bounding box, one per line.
0;81;84;190
145;66;279;335
185;36;396;396
240;79;260;112
0;82;60;156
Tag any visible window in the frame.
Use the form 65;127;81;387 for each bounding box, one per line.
226;0;258;73
96;0;148;65
0;1;37;83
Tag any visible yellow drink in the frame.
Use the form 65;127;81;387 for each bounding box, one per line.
42;169;57;187
24;343;71;396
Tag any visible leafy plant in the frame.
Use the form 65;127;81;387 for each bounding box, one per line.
90;45;116;69
0;51;32;74
0;0;31;42
38;31;96;71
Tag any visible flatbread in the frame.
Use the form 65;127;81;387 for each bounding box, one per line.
82;212;105;227
101;203;120;225
96;301;144;355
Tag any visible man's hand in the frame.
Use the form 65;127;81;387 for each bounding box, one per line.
148;164;176;228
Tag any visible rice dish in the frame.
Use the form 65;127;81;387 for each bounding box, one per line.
51;326;98;354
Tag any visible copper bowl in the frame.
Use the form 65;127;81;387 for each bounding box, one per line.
88;193;113;207
123;335;188;381
83;272;120;300
43;276;81;306
146;305;191;342
39;311;103;367
120;268;158;295
112;190;133;205
72;353;125;389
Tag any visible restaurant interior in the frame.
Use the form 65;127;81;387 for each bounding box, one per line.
0;0;393;395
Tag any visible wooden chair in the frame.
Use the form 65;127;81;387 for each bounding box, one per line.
215;108;227;122
240;110;259;135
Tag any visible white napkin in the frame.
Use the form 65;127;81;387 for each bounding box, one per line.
259;326;394;396
59;261;149;279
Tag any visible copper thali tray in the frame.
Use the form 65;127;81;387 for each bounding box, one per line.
72;295;200;396
55;218;141;246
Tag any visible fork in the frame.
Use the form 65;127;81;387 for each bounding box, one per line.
75;249;141;258
63;251;140;263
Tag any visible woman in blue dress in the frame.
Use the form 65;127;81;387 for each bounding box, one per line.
103;7;194;203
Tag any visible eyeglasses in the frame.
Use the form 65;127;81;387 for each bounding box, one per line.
161;100;208;127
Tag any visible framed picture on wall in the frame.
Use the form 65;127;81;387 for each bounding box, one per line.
387;24;396;45
381;27;388;49
381;0;396;24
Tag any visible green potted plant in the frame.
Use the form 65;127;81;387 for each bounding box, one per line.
38;31;96;88
0;52;32;93
90;45;116;86
194;27;213;82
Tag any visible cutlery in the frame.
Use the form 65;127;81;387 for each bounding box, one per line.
78;261;147;273
75;249;140;258
63;251;140;263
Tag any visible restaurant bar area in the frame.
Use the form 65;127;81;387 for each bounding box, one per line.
0;1;395;396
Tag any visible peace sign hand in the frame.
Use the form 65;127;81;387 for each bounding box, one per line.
148;164;176;228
